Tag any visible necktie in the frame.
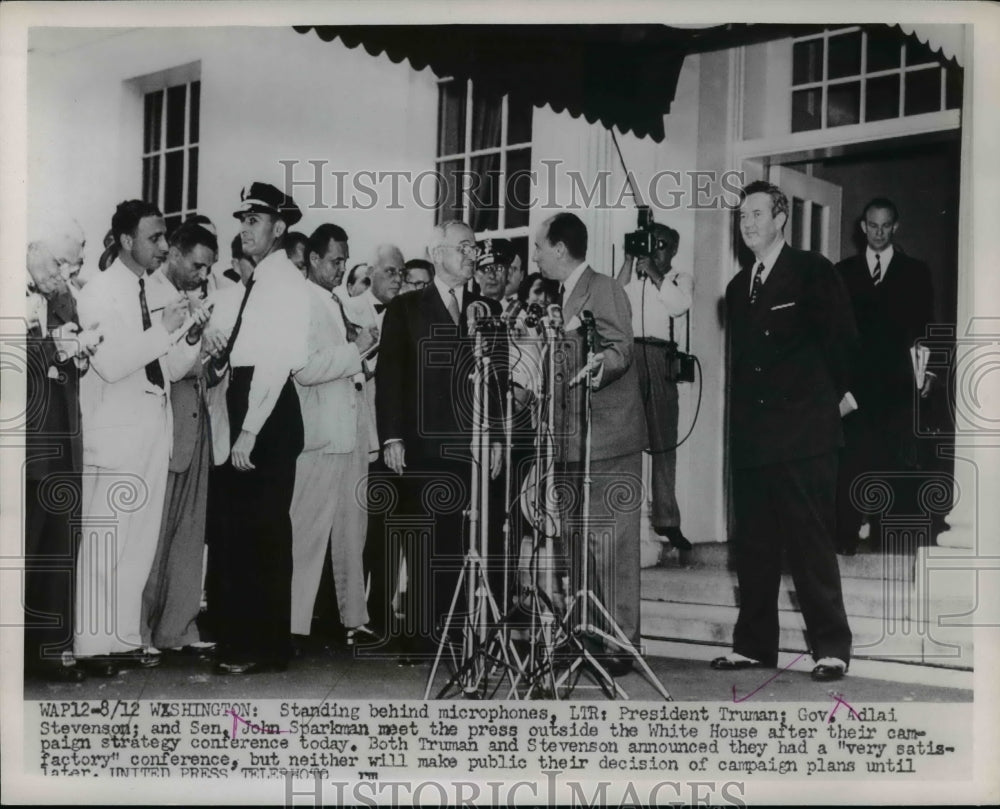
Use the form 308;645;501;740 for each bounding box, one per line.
749;262;765;305
138;278;165;389
331;291;362;342
557;285;565;307
872;254;882;285
218;277;256;368
446;288;460;325
374;303;386;314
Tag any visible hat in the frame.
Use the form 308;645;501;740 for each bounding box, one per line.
476;237;513;270
232;181;302;226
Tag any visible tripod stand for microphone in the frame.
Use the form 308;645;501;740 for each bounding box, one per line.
425;314;525;699
554;313;672;701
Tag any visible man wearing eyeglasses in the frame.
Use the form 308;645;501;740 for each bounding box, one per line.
474;237;513;303
400;258;434;295
372;220;505;662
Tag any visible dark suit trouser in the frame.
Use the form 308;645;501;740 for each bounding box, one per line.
836;405;921;552
732;452;852;665
24;475;80;668
141;413;210;649
213;369;302;665
364;459;403;642
561;453;643;647
635;344;680;529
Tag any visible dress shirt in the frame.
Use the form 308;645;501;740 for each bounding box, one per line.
227;249;309;435
623;269;693;340
866;245;894;282
748;238;786;294
433;275;465;312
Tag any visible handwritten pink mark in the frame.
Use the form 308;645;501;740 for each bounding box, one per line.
731;653;808;703
226;709;291;737
826;694;861;724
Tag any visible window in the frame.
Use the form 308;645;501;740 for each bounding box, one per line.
137;66;201;234
435;78;533;264
791;27;961;133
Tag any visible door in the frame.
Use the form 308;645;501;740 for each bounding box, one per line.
769;165;843;262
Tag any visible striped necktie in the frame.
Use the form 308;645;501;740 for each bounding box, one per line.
138;278;165;388
749;262;765;305
872;254;882;285
446;288;460;325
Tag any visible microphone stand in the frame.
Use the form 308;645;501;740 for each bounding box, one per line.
554;313;672;700
426;312;524;699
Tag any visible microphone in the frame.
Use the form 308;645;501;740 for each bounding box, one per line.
501;299;524;324
544;303;563;331
466;299;491;333
582;310;597;352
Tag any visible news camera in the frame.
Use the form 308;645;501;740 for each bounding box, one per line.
624;206;656;257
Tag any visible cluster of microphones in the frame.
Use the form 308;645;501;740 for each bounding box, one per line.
466;300;568;335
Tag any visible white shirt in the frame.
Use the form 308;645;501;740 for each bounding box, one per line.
749;238;786;292
227;249;310;435
433;274;465;314
866;245;894;281
560;261;589;307
623;269;693;341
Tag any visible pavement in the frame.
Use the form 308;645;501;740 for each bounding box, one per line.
23;640;972;704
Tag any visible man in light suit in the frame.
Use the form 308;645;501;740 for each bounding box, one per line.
713;180;855;682
75;200;208;676
346;243;404;333
289;223;378;643
534;212;647;677
140;221;219;657
834;198;935;554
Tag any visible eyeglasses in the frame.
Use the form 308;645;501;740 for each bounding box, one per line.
404;279;430;289
445;242;479;256
475;265;508;277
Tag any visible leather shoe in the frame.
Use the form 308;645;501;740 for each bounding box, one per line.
811;662;847;682
77;658;120;678
600;654;633;677
109;649;161;669
213;659;288;675
32;664;87;683
710;655;764;671
164;644;215;661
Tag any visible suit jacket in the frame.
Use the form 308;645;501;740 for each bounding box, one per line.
375;285;504;463
293;280;371;455
25;290;85;479
561;265;647;463
77;260;198;470
835;249;933;415
726;243;857;469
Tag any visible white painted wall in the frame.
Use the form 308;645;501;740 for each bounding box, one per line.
28;26;439;282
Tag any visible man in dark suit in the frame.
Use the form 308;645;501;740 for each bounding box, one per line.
835;198;935;554
24;221;101;681
374;220;503;659
713;180;856;682
534;212;648;676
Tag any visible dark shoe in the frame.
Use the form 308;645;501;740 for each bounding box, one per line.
108;649;161;669
77;658;120;678
396;655;422;668
600;654;633;677
213;659;288;675
710;654;764;671
32;664;87;683
811;659;848;682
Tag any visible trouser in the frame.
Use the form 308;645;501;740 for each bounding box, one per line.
560;452;644;647
24;473;80;668
212;368;302;664
732;452;853;665
290;442;369;635
635;342;680;529
141;412;210;649
75;398;171;657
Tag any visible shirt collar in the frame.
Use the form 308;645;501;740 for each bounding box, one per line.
560;261;590;302
433;274;464;308
754;238;785;281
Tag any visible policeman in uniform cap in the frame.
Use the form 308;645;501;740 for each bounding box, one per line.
209;180;310;675
475;237;517;311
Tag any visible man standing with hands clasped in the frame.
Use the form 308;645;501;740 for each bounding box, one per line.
714;181;856;682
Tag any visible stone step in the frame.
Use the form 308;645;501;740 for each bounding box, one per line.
662;541;926;582
641;566;975;621
640;600;973;668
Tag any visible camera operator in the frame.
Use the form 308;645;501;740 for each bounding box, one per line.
617;220;693;551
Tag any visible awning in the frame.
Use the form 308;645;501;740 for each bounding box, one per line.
294;24;823;143
295;23;961;143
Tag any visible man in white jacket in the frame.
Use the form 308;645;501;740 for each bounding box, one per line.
75;200;208;676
